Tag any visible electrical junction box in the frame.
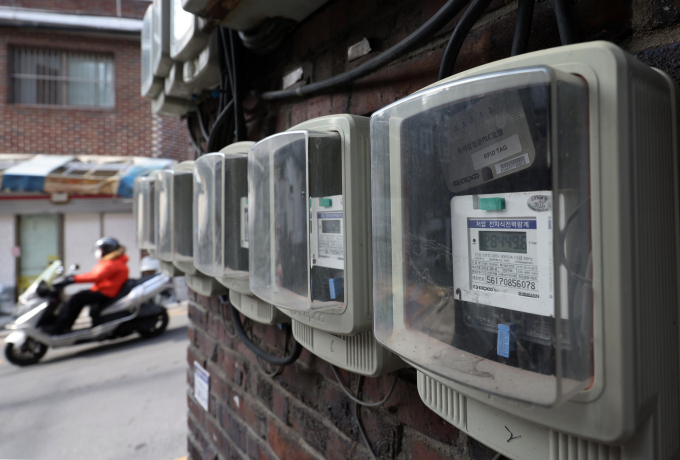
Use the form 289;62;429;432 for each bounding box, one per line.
141;5;163;98
164;61;193;99
248;115;404;377
134;173;161;256
181;0;329;32
170;0;209;62
183;32;220;92
152;90;195;118
155;162;193;277
370;41;680;459
152;0;172;78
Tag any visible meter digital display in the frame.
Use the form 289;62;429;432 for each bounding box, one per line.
478;231;527;253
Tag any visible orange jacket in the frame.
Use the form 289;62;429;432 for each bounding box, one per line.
73;248;129;298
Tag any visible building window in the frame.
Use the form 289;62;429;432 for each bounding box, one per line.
10;48;115;108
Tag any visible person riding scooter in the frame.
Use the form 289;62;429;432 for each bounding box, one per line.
44;237;129;335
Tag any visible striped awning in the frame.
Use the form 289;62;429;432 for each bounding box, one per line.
0;154;174;197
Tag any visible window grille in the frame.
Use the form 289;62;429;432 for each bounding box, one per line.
10;48;115;108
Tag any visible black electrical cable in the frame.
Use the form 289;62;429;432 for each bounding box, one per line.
331;365;398;407
220;28;236;93
229;29;247;142
553;0;578;45
206;99;234;152
258;0;471;101
186;115;204;156
230;304;303;366
438;0;493;79
511;0;534;56
195;104;210;143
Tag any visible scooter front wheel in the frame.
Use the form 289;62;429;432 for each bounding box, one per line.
5;339;48;366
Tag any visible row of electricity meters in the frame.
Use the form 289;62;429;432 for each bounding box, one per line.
135;42;680;460
140;0;330;116
140;0;218;116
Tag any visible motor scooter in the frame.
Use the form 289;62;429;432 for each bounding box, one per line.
4;260;172;366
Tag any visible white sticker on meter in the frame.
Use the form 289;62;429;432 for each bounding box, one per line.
240;197;249;249
451;192;554;318
310;195;344;270
441;90;536;193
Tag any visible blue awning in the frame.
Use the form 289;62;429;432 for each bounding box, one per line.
1;155;74;192
0;154;174;197
116;158;174;197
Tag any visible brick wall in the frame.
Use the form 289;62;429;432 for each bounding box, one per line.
153;113;195;161
0;0;150;19
187;292;494;460
185;1;680;460
0;26;191;160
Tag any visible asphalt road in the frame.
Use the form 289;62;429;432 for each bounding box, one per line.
0;304;189;460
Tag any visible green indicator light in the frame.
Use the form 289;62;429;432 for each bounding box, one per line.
319;198;332;207
480;197;505;211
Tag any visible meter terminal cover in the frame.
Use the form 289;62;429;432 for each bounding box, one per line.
371;41;680;457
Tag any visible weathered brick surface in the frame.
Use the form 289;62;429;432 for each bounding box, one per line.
0;18;191;161
186;1;680;460
187;289;493;460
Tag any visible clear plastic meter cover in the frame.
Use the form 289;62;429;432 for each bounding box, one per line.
371;67;592;406
172;168;193;264
141;6;153;92
140;176;156;251
193;153;249;279
249;131;344;311
133;177;145;248
155;170;173;261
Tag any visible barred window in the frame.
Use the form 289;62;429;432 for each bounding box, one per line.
10;48;115;108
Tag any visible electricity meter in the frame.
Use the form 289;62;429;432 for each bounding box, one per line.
155;162;193;277
190;144;253;297
371;41;680;459
192;143;287;325
170;0;208;62
141;5;163;98
249;115;404;376
152;0;172;78
182;32;220;92
134;173;160;256
152;90;195;118
164;62;193;99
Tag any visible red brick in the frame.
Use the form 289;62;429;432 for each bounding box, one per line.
267;420;317;460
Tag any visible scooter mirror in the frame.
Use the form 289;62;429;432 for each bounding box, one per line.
69;264;80;272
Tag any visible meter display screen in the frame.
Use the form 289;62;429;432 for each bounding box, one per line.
478;231;527;253
370;67;593;405
322;219;341;234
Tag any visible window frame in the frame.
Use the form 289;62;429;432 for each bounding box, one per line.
8;46;116;109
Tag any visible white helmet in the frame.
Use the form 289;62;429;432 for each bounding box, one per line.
139;256;160;273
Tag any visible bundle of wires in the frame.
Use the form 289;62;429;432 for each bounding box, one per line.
187;28;248;156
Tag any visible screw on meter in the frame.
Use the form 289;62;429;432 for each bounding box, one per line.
437;89;540;193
